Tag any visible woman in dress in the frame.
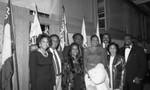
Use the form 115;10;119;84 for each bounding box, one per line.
29;34;55;90
107;42;125;90
84;35;110;90
64;43;85;90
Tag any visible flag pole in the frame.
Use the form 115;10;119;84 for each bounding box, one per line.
10;0;20;90
62;5;65;13
62;5;69;46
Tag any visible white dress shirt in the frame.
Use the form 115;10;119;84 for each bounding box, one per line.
109;56;115;90
49;48;62;73
125;45;132;62
102;43;109;49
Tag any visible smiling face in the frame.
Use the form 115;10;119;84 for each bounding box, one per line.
124;36;133;46
71;45;79;57
91;36;99;47
73;35;83;46
51;36;59;49
109;44;117;56
39;37;49;50
102;34;110;44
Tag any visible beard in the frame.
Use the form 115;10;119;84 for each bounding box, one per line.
125;42;132;46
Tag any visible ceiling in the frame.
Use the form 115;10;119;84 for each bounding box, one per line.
130;0;150;16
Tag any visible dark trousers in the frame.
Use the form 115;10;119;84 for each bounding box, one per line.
124;81;143;90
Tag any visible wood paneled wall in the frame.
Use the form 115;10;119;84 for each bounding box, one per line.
106;0;146;39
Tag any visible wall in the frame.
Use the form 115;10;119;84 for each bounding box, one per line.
0;0;97;90
61;0;97;35
106;0;146;39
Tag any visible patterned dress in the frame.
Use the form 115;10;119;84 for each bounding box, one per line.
63;57;85;90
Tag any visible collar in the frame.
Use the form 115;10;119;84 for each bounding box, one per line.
102;43;108;47
125;44;133;49
49;48;56;52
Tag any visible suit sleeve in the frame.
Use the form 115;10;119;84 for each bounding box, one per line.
48;52;56;86
137;47;147;79
62;46;69;60
101;48;108;68
29;52;37;90
84;49;88;72
119;47;124;56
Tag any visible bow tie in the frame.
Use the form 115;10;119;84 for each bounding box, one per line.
125;46;130;49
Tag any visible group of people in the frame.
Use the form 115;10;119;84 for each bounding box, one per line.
29;32;147;90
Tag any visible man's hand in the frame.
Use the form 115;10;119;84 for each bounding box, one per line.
53;86;56;90
133;77;140;84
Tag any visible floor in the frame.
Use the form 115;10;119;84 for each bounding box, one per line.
143;83;150;90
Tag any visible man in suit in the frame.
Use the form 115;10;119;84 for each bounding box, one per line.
102;33;111;49
119;34;147;90
49;34;63;90
101;33;111;56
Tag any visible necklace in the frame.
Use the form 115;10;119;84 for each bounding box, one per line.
90;47;97;52
38;49;48;57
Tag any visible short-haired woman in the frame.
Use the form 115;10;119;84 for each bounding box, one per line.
29;34;55;90
107;42;125;90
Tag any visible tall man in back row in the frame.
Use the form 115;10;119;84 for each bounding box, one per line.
119;34;147;90
63;33;84;59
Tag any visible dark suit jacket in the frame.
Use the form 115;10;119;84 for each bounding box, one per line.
48;49;64;75
63;46;70;60
56;50;64;75
119;45;147;83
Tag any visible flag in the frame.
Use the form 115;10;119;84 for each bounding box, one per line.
96;20;101;44
44;25;49;35
81;18;87;47
29;5;42;45
59;7;69;51
1;0;16;90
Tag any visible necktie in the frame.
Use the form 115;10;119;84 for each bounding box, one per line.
105;44;108;49
53;51;60;75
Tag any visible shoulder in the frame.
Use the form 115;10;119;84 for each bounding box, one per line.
98;44;103;47
120;46;125;50
116;54;125;61
48;51;53;56
63;46;70;53
30;50;39;56
117;54;124;59
133;45;144;52
57;50;63;58
56;50;62;54
96;46;106;53
134;45;143;49
64;45;70;50
84;47;90;52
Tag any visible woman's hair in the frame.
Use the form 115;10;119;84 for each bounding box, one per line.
36;34;49;48
68;43;82;59
107;42;119;54
90;35;99;46
90;34;98;41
